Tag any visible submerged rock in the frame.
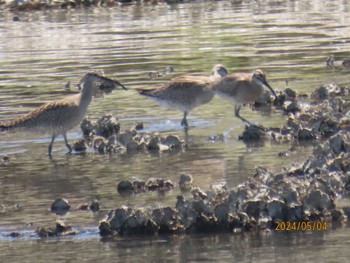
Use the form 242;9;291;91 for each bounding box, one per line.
117;178;173;195
51;198;70;215
239;125;266;141
37;221;76;238
79;115;184;155
72;139;88;153
179;174;193;191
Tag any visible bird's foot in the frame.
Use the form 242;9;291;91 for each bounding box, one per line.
244;121;266;131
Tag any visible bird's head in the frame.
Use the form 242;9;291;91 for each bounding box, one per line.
77;72;127;94
252;69;276;98
212;64;229;78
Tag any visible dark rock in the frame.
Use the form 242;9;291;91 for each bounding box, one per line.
179;174;193;191
267;199;287;221
72;139;87;152
89;199;100;212
51;198;70;214
239;125;266;141
283;101;301;113
96;115;120;138
312;86;329;100
117;181;134;194
9;232;20;238
162;135;182;149
135;122;144;130
297;128;316;140
284;87;297;98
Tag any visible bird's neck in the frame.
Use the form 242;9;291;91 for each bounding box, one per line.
79;80;95;109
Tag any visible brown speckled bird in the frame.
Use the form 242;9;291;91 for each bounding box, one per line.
212;69;276;125
0;72;126;157
136;64;228;127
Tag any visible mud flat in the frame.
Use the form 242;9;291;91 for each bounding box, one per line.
98;83;350;237
4;83;350;239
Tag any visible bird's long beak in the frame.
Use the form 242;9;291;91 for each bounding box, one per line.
113;79;127;91
99;77;127;93
262;79;276;98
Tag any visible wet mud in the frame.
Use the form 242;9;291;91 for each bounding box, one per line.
3;83;350;238
97;84;350;237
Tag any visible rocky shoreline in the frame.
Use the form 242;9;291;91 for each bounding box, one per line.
18;83;346;239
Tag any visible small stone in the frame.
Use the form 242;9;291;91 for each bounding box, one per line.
162;135;182;149
192;187;208;200
135;122;144;130
311;85;329;100
147;136;161;151
148;71;162;79
55;221;72;234
9;232;20;238
179;174;193;191
51;198;70;214
239;125;266;141
284;87;297;98
99;220;113;237
117;181;134;194
72;139;87;152
80;118;95;137
1;155;10;165
283;101;301;113
89;199;100;212
298;128;316;140
78;203;89;210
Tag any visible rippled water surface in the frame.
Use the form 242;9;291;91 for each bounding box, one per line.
1;0;350;261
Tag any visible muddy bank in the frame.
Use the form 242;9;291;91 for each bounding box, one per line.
0;0;187;12
98;83;350;237
6;83;350;239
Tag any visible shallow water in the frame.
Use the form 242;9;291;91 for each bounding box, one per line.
1;0;350;261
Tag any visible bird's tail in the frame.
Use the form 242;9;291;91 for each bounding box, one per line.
0;117;28;132
0;121;14;132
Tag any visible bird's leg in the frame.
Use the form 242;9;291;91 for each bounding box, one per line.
181;111;189;127
234;105;252;126
63;132;72;153
235;105;265;131
48;135;56;158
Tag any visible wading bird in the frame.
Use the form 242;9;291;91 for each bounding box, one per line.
0;73;127;157
136;64;228;127
212;69;276;126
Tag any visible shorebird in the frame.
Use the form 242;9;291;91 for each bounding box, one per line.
0;72;126;157
212;69;276;126
136;64;228;127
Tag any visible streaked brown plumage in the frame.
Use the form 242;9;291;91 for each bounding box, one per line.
212;69;276;125
0;72;126;157
136;64;228;127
